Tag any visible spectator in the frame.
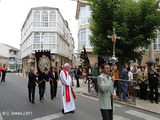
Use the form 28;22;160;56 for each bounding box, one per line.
82;68;86;80
145;64;148;72
138;66;148;100
69;67;75;86
110;65;120;96
59;67;62;74
92;63;100;93
75;66;80;87
133;65;137;73
136;65;141;74
156;65;159;73
121;64;129;101
127;67;133;99
130;65;133;73
148;66;159;104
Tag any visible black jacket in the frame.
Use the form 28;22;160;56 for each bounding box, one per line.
148;72;159;87
75;69;80;78
28;73;38;87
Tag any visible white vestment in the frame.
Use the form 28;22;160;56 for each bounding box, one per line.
60;70;75;113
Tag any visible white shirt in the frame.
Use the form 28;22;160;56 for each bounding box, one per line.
128;71;133;81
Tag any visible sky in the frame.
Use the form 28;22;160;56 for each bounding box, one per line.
0;0;78;50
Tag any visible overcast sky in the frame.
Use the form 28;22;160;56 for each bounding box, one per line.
0;0;78;50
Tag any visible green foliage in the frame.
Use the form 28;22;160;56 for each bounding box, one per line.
88;0;160;64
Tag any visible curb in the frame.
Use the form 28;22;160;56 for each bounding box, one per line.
81;91;160;115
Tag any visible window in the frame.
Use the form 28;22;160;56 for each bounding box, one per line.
49;11;56;27
81;28;86;48
41;33;49;49
33;11;40;27
156;58;159;64
81;6;86;24
49;33;56;44
34;33;40;43
42;11;48;27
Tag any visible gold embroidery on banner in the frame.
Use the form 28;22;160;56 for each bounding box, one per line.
38;55;51;75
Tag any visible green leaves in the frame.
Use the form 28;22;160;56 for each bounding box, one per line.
89;0;160;64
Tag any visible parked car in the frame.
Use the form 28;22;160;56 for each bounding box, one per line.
7;68;16;73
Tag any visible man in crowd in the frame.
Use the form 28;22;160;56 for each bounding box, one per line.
92;63;100;93
60;63;76;114
97;63;115;120
28;67;39;104
75;66;80;87
121;64;129;101
49;66;58;100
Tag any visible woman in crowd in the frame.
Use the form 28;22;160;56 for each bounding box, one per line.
127;67;133;99
138;66;148;100
148;66;159;104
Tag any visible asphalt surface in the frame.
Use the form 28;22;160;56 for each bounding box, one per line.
0;74;159;120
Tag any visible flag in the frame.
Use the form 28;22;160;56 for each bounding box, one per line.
35;51;52;83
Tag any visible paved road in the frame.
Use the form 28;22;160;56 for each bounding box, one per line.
0;74;159;120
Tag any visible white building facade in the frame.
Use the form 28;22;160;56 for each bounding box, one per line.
21;7;75;74
0;43;22;70
76;0;98;65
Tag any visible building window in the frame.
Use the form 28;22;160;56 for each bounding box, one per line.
34;33;40;43
33;11;40;27
41;33;49;49
81;28;86;48
156;58;159;64
81;6;86;25
42;11;48;27
154;33;160;51
49;33;56;44
49;11;56;27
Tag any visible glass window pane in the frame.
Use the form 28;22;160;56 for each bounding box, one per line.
81;28;86;48
41;33;48;44
154;44;157;50
34;33;40;43
42;11;48;27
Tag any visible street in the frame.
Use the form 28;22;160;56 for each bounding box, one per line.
0;74;159;120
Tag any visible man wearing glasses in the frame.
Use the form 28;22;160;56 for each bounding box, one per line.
97;63;115;120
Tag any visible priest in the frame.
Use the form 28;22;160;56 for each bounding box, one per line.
59;63;76;114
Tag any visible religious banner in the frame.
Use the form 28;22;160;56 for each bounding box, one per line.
35;51;52;83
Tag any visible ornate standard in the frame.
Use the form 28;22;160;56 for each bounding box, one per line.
107;28;121;120
107;28;120;75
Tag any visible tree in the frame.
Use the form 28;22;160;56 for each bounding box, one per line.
88;0;160;70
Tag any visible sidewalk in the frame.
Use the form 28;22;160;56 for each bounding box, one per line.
71;78;160;115
13;73;160;115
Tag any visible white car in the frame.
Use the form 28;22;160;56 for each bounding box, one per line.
7;68;16;73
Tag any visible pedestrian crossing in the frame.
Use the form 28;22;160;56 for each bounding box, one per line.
114;115;130;120
125;110;160;120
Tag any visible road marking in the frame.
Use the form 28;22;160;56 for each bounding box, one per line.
76;93;121;107
125;110;160;120
114;115;130;120
0;113;3;120
33;112;67;120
